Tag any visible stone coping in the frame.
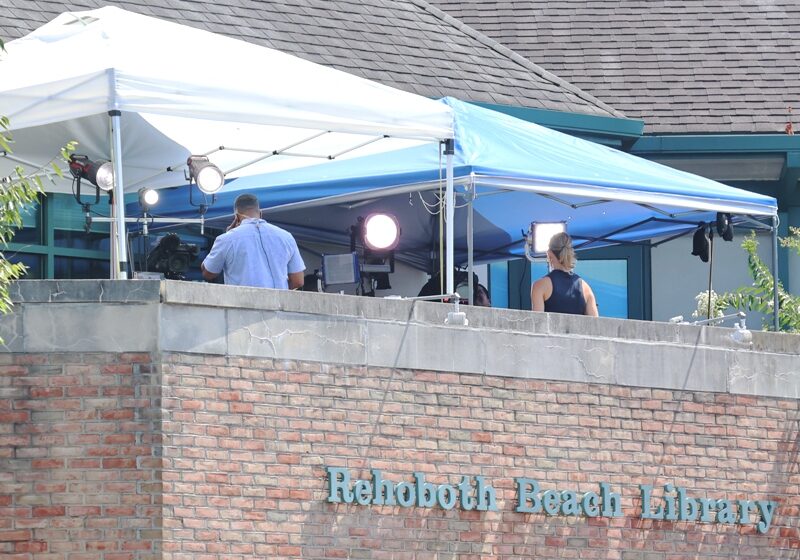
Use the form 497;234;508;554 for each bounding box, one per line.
10;279;799;354
4;280;798;399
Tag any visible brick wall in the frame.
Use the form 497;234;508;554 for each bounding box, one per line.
5;281;799;559
0;352;161;560
159;353;800;560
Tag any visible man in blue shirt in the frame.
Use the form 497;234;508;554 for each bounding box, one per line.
201;194;305;289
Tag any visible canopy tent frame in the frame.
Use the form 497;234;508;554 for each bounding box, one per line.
444;139;456;294
0;6;456;286
634;203;707;219
156;132;396;184
462;213;774;258
132;130;335;190
109;111;128;278
104;128;456;281
476;175;776;217
212;171;779;327
460;183;779;327
129;96;780;327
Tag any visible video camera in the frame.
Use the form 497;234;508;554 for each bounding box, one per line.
146;233;199;280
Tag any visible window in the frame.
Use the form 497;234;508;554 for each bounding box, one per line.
530;260;628;318
489;245;651;320
52;195;111;251
14;200;42;244
7;252;43;280
54;257;109;279
5;194;110;279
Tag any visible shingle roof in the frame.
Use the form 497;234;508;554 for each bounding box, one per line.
0;0;624;120
426;0;800;134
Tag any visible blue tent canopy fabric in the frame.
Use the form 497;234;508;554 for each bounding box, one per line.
143;98;777;265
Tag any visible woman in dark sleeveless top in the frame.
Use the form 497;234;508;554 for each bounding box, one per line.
530;232;599;316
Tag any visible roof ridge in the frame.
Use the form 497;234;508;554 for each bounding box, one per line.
405;0;626;119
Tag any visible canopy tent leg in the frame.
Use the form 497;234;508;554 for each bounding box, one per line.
772;215;780;330
444;139;455;295
109;203;117;277
467;176;474;305
109;110;129;279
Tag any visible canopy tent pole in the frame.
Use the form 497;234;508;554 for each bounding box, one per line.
467;176;474;304
772;215;780;330
109;204;117;278
444;139;455;295
706;229;714;320
109;110;129;279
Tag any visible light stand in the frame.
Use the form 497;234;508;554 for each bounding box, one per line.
188;183;211;221
693;311;752;345
524;222;567;262
87;215;208;235
693;214;733;321
78;184;210;278
706;227;714;321
386;292;467;326
349;214;400;296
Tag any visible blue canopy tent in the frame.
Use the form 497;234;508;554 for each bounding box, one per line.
150;97;776;242
142;98;779;323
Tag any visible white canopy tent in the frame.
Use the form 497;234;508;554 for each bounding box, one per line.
0;6;455;281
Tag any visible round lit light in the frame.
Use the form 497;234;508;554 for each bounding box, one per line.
363;213;400;251
92;162;115;191
196;165;224;194
138;188;160;212
142;188;159;206
187;156;225;195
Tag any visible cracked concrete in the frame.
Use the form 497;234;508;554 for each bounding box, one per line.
228;309;367;363
4;279;799;399
0;311;23;352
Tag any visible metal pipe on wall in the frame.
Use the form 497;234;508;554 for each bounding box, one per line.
467;176;474;305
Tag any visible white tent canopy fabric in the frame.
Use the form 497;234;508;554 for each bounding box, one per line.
0;6;453;193
0;6;454;280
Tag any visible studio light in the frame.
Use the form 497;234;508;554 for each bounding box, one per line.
525;222;566;261
534;222;566;254
321;253;360;287
138;188;159;212
716;212;734;242
362;213;400;252
69;155;115;191
691;223;710;262
348;213;401;296
187;155;224;194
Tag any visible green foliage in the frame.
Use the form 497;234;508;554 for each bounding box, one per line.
715;231;800;332
781;226;800;253
0;124;40;316
0;117;76;321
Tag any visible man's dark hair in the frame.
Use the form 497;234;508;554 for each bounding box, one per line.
234;193;260;214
